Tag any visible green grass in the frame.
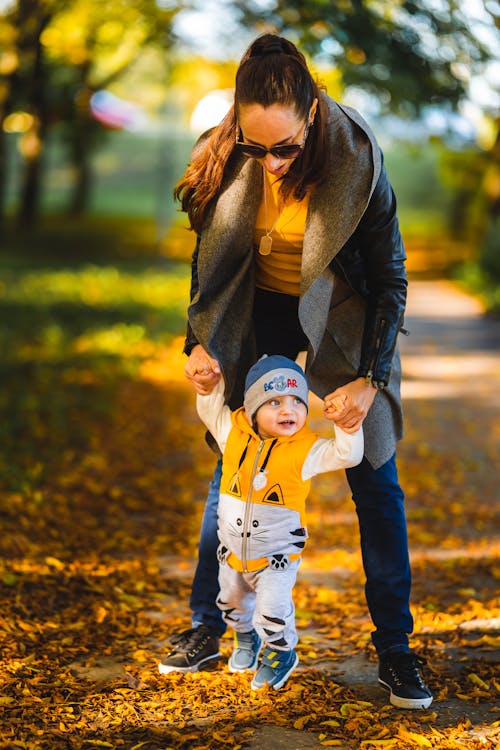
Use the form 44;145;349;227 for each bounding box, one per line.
0;217;191;493
5;128;194;223
384;141;454;221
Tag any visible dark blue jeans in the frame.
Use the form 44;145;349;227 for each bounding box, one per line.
189;289;412;655
190;452;413;656
346;454;413;655
189;460;225;635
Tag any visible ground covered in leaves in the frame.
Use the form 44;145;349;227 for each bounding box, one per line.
0;239;499;749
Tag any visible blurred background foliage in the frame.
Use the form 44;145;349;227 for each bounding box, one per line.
0;0;500;244
0;0;499;298
0;0;500;284
0;0;499;491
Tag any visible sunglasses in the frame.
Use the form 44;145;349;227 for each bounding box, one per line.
235;120;309;160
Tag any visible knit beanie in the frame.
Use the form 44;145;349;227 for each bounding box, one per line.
244;355;309;421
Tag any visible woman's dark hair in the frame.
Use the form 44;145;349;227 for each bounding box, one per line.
236;35;315;125
174;34;330;233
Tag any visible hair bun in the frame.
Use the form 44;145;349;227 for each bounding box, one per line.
252;36;284;56
262;40;283;54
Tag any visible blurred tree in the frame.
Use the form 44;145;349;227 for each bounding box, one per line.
0;7;18;229
44;0;179;217
0;0;55;230
168;55;238;128
0;0;181;227
233;0;491;115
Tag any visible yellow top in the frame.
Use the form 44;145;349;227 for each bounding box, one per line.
254;171;309;296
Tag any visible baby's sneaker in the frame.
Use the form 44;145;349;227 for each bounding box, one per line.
251;646;299;690
228;629;262;672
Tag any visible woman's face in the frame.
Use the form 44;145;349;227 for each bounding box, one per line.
237;101;316;177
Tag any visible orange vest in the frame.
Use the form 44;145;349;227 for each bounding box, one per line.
218;408;318;572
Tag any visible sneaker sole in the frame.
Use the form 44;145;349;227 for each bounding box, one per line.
251;652;299;691
158;651;221;674
379;678;433;709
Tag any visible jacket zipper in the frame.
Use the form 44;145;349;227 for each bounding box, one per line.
367;317;387;378
241;440;264;572
332;259;409;338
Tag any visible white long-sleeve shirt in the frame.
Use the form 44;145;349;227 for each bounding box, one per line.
196;379;364;572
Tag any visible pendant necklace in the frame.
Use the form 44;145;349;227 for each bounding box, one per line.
258;167;283;256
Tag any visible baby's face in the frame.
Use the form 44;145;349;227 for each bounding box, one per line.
255;395;307;439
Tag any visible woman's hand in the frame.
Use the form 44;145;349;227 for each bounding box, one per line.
323;377;377;433
184;344;221;395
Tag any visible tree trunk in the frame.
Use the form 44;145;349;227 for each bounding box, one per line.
18;134;43;228
16;1;51;229
0;55;17;232
0;129;9;235
70;147;91;216
69;83;93;216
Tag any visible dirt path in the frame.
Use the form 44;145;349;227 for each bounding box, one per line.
401;279;500;404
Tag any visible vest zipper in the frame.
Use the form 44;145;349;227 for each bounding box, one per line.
241;440;265;572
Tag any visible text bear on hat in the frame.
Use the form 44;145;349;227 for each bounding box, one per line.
244;355;309;422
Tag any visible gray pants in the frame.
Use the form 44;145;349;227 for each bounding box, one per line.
217;559;300;651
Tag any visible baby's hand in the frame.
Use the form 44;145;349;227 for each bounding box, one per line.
185;344;221;395
323;392;347;421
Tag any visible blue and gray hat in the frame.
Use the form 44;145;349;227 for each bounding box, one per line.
244;354;309;421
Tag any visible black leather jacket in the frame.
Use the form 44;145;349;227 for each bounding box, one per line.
329;162;407;385
185;161;407;386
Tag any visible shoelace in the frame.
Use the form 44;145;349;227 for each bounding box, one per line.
388;653;428;686
169;627;211;654
169;627;197;646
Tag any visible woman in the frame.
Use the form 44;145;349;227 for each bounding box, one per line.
159;33;432;709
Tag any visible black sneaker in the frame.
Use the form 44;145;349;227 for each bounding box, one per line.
379;651;433;709
158;625;221;674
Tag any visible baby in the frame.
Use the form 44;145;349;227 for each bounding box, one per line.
195;354;364;690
